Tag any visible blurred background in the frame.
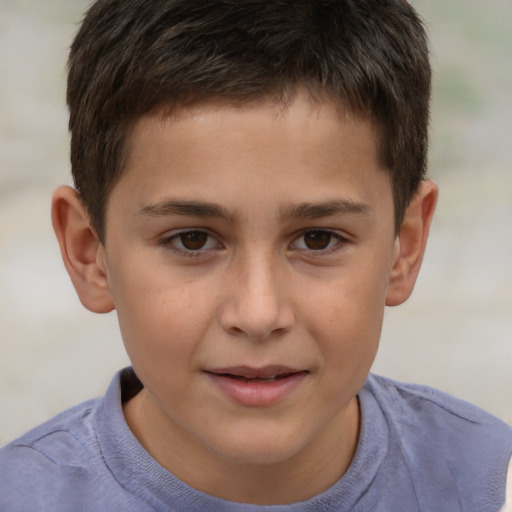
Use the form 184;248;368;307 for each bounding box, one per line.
0;0;511;445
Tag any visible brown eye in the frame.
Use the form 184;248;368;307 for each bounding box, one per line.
179;231;209;250
303;230;334;250
290;229;346;254
162;229;221;255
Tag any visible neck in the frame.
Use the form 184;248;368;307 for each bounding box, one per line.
124;391;360;505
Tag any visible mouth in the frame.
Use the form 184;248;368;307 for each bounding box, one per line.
206;365;307;381
216;374;294;383
204;366;309;406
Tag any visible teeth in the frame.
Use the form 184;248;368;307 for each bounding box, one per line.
245;374;288;382
225;374;281;382
218;372;296;382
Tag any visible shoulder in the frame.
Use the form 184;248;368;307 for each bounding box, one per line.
365;373;512;435
0;370;149;512
0;398;103;510
363;374;512;510
0;396;100;462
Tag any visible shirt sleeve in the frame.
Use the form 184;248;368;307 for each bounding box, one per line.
500;455;512;512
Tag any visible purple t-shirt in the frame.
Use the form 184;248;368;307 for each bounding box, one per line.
1;368;511;511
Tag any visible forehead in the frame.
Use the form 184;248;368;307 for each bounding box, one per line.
126;89;376;158
125;94;379;171
111;93;392;225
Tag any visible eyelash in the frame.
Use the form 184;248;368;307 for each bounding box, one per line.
290;230;348;254
159;229;222;257
159;229;349;257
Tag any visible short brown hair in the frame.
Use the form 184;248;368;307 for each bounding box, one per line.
68;0;431;241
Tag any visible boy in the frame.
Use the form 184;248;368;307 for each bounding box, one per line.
0;0;510;510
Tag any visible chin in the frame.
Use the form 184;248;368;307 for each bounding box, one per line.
208;426;306;466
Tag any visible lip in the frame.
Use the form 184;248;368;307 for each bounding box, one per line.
205;366;308;407
208;365;303;379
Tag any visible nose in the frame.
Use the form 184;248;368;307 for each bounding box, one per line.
219;252;295;341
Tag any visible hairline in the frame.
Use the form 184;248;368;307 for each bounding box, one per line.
96;89;394;243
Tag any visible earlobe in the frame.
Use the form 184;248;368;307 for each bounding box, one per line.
385;180;438;307
51;186;115;313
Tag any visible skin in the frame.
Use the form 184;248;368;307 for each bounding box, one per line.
52;92;437;505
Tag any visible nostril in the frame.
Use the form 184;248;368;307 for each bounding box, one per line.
227;326;245;336
218;275;295;340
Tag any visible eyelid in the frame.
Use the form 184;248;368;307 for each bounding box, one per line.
159;228;223;255
158;227;349;257
289;229;349;253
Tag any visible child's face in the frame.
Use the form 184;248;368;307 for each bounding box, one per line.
100;94;398;471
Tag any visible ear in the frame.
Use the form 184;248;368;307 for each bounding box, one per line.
386;180;438;307
51;186;114;313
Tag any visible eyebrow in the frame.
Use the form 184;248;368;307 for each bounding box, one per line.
136;200;237;222
280;199;371;219
136;197;370;223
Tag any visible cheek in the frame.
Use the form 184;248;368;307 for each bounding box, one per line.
109;265;218;372
304;259;390;369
